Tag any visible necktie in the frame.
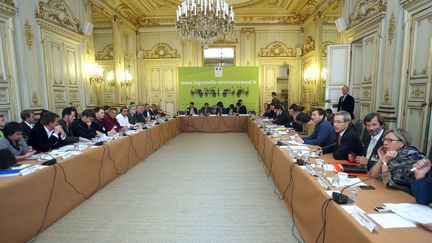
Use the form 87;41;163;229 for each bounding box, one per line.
337;134;342;145
366;137;377;159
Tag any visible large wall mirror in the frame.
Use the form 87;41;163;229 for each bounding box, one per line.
203;47;235;66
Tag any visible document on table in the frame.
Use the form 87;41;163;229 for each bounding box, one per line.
287;145;310;150
384;203;432;224
368;213;417;228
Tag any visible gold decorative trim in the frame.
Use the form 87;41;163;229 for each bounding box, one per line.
24;20;33;50
387;13;395;45
303;36;315;54
320;41;335;57
96;44;114;60
241;27;255;40
412;88;424;97
349;0;387;28
384;88;390;103
259;41;295;57
32;92;39;106
144;43;179;59
36;0;81;33
363;90;370;98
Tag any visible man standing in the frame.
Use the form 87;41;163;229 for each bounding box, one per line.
296;108;335;148
337;85;355;119
20;110;36;143
271;92;280;106
348;113;385;170
323;110;363;160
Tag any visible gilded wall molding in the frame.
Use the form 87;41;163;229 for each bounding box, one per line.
387;13;396;45
349;0;387;28
303;36;315;54
320;41;334;57
144;43;180;59
259;41;295;57
0;0;17;15
24;20;33;50
241;27;255;40
36;0;81;33
96;44;114;60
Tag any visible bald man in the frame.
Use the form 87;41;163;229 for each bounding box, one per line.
337;85;355;119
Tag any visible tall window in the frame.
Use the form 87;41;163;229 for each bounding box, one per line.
203;47;235;66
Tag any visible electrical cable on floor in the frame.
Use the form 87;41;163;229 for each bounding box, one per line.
105;144;126;175
314;198;333;243
289;163;303;243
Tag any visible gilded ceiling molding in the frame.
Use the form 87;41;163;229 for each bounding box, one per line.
116;3;139;24
144;43;179;59
36;0;81;33
387;13;396;45
303;36;315;54
349;0;387;28
1;0;14;7
24;20;33;50
0;0;17;15
320;41;335;57
96;44;114;60
241;27;255;40
259;41;295;57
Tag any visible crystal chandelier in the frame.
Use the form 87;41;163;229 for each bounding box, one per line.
176;0;235;45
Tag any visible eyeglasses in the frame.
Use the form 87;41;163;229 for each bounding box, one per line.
333;120;347;124
382;138;401;143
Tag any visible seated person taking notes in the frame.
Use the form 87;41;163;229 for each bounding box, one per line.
0;122;35;161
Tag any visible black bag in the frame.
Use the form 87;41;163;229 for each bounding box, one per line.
0;149;17;169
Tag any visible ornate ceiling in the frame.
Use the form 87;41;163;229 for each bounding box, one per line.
93;0;334;28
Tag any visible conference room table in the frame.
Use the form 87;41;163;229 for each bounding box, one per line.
0;116;431;243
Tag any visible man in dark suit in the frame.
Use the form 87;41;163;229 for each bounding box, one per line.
273;105;291;126
237;99;247;114
199;103;212;116
58;107;82;144
143;103;156;120
337;85;355;119
71;109;98;140
28;111;66;152
348;113;385;170
323;110;363;160
214;101;226;115
20;110;36;143
186;102;198;116
135;104;146;123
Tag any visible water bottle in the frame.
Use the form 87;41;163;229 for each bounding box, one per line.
314;159;325;177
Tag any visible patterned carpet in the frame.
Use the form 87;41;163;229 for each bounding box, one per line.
36;133;302;243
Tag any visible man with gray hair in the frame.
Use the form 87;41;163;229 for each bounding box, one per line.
323;110;363;160
337;85;355;119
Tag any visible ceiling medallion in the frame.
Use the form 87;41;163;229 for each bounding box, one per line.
176;0;235;45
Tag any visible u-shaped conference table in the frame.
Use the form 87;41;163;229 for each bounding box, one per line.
0;116;430;243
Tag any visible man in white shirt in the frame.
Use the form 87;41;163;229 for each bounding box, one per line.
116;106;131;128
348;112;385;170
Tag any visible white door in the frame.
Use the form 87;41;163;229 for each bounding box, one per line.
325;44;351;112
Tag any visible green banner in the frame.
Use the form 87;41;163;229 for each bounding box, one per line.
178;67;259;112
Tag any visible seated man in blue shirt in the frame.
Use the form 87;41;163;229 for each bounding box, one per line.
295;108;336;148
410;159;432;231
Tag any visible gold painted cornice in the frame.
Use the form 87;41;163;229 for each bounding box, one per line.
259;41;295;57
144;43;179;59
36;0;81;33
348;0;387;28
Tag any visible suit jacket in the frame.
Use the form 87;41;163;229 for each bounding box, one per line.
20;121;33;143
274;111;292;126
337;94;355;118
239;105;247;114
135;112;146;123
71;120;97;140
143;109;156;119
186;107;198;115
410;175;432;205
58;119;79;144
362;130;385;170
127;113;137;125
214;107;227;115
323;124;363;160
28;123;65;152
199;108;212;115
92;118;108;135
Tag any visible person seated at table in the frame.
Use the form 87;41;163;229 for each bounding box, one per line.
325;109;334;125
143;103;156;120
116;107;132;128
294;112;315;136
262;104;276;118
296;108;335;148
151;104;161;118
71;109;98;140
199;103;212;116
237;99;247;114
93;107;116;135
20;110;36;143
186;102;198;116
0;122;35;161
214;101;226;115
410;159;432;206
227;104;235;115
58;107;81;144
0;114;8;137
103;107;123;132
348;113;385;170
135;104;146;123
273;105;291;126
28;111;66;152
127;104;137;125
154;104;166;117
322;110;363;160
369;128;427;194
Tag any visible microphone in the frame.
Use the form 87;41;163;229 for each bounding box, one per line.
319;142;337;153
38;152;57;166
332;162;413;204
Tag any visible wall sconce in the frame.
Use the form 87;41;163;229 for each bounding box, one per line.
88;63;104;85
106;70;115;87
304;66;318;85
120;70;133;87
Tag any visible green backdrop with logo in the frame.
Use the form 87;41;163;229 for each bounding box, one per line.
178;67;259;112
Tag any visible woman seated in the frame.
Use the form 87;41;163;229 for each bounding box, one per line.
0;122;35;161
369;128;427;194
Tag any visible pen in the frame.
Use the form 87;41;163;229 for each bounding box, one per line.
410;167;417;172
